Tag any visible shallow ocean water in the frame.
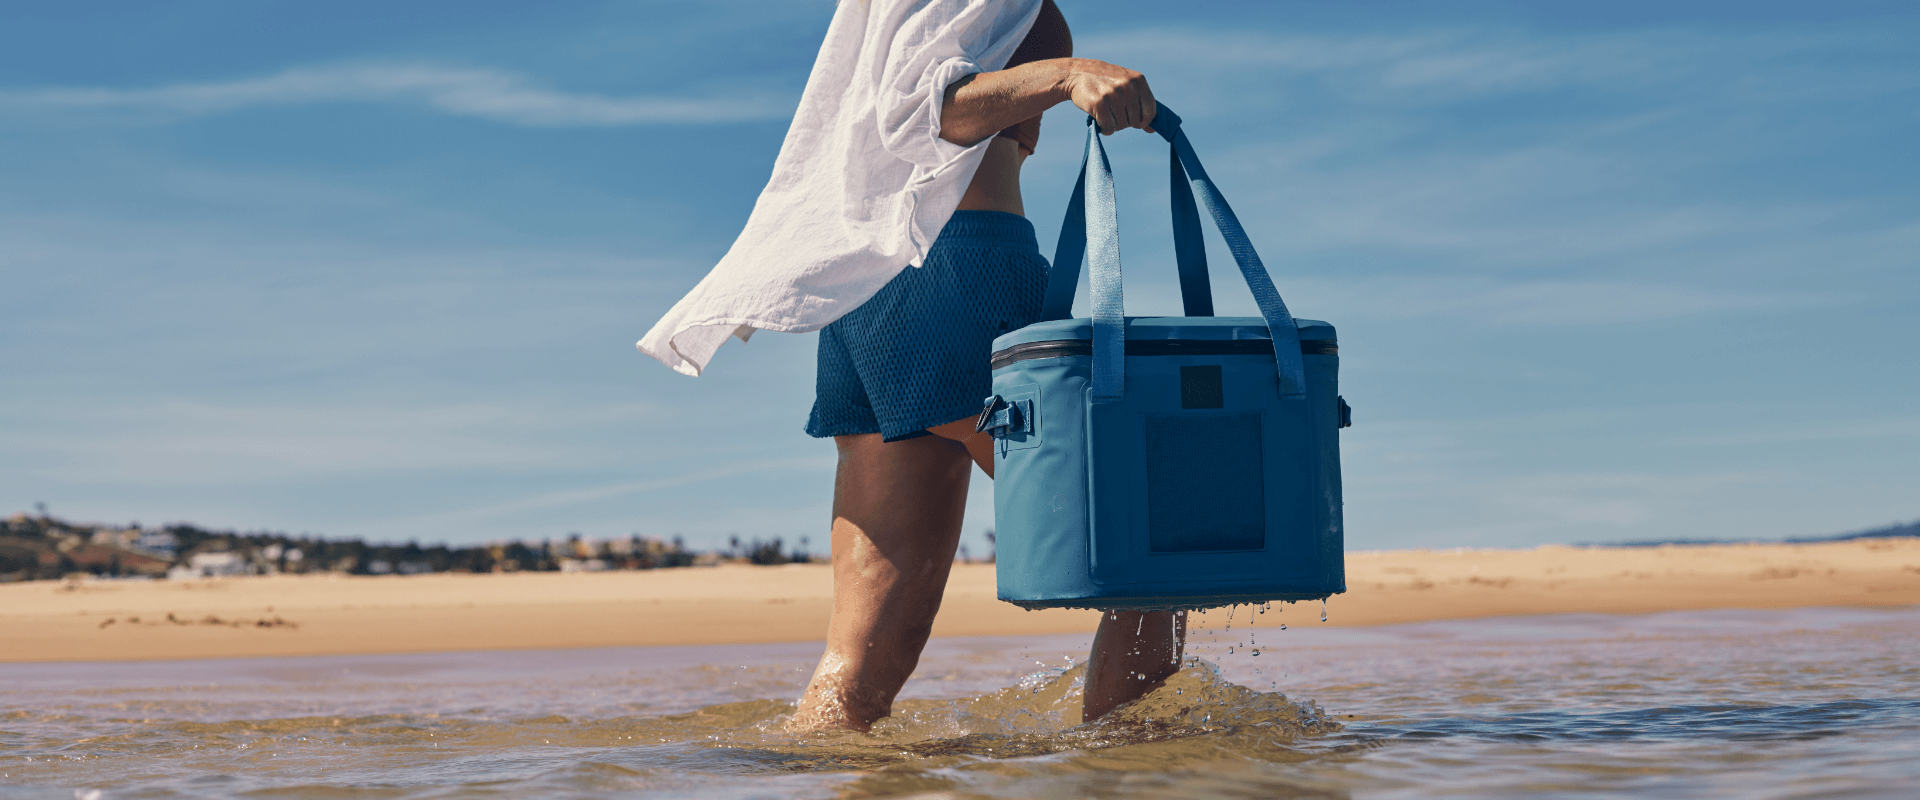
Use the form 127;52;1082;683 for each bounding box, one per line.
4;605;1918;799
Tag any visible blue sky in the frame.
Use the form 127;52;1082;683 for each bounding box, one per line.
4;1;1916;554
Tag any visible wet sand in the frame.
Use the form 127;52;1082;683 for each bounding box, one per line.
3;538;1915;663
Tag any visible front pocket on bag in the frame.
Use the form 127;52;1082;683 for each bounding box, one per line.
1143;414;1266;553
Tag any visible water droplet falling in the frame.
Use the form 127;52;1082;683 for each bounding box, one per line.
1321;599;1328;623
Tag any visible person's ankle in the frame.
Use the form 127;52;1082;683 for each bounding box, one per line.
786;678;892;732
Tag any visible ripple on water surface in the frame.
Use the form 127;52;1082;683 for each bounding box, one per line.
3;606;1918;799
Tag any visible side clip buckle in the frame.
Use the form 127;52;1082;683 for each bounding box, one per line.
975;395;1029;439
975;395;1007;433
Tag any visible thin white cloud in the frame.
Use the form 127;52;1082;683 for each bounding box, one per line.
1080;26;1918;106
1286;276;1818;327
1079;27;1667;107
1193;123;1910;277
1659;415;1920;447
0;63;792;126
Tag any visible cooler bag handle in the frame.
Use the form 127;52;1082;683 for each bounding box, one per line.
1040;103;1308;402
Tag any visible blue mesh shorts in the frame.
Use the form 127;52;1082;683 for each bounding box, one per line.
807;210;1050;442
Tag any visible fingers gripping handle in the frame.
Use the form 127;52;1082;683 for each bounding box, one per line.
1042;103;1308;401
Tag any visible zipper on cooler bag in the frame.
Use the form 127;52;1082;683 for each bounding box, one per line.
990;338;1337;370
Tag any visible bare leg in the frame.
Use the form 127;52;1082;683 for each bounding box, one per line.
786;415;1187;730
787;430;974;732
1083;610;1187;722
931;417;1188;721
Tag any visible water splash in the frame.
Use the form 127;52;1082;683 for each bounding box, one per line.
821;659;1338;764
1102;659;1336;735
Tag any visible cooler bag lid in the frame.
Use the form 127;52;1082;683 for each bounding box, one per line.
991;317;1336;370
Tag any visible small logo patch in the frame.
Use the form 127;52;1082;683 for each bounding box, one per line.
1180;365;1224;409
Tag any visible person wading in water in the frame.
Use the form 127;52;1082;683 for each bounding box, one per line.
639;0;1184;732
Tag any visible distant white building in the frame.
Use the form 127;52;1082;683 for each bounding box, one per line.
181;551;247;578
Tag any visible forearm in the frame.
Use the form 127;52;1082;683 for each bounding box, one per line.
938;58;1073;146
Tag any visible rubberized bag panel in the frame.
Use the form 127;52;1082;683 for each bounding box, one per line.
1144;413;1266;553
990;359;1096;602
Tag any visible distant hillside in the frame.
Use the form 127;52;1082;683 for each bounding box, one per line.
7;510;1910;582
1584;518;1920;548
1;513;813;583
1788;518;1920;542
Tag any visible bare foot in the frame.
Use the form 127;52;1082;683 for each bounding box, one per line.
784;654;891;733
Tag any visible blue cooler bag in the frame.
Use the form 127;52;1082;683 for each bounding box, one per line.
983;104;1349;611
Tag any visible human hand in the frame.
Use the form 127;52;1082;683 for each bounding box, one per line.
1062;58;1156;135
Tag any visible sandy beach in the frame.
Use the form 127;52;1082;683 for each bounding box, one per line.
3;538;1915;663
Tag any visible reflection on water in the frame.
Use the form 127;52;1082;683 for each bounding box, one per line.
4;606;1919;799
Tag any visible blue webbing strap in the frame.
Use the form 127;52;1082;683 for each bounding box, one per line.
1052;103;1307;400
1169;141;1214;317
1084;120;1127;399
1041;119;1213;321
1039;139;1089;321
1159;111;1306;399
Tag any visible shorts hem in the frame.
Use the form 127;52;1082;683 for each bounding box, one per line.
805;423;931;442
878;400;985;443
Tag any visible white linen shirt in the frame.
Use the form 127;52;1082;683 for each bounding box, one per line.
637;0;1043;376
